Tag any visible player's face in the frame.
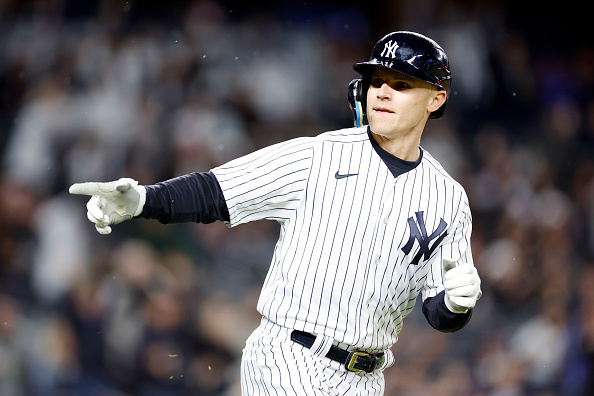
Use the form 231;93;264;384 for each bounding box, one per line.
366;67;446;140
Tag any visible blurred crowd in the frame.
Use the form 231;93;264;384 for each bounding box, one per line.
0;0;593;395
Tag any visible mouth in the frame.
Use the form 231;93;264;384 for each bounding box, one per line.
373;107;394;114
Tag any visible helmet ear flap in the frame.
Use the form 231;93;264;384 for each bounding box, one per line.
347;78;368;127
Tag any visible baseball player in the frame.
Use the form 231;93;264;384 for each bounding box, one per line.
70;31;481;395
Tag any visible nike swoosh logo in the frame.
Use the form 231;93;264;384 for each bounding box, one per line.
335;171;358;179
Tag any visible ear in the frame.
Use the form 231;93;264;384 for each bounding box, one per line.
428;90;447;114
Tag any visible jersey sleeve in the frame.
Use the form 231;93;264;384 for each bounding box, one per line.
422;188;473;301
210;137;314;227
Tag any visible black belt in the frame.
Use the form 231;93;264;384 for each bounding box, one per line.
290;330;385;373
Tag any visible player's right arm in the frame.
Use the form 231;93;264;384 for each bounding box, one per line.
71;135;315;234
69;172;229;234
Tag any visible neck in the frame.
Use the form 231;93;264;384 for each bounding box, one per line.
369;130;422;161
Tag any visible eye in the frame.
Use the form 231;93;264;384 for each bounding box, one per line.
392;81;411;90
371;77;384;88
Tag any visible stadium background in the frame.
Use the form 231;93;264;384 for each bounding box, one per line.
0;0;593;395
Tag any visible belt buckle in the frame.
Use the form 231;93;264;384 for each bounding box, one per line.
346;351;375;373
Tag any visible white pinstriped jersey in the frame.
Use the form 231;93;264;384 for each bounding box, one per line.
211;126;473;351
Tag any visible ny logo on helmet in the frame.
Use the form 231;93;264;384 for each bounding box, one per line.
401;211;448;265
380;40;399;59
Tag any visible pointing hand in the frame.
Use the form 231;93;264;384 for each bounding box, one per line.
69;178;146;235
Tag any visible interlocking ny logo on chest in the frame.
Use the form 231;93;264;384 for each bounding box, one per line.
401;211;448;265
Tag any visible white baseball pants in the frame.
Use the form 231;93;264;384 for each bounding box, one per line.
240;317;393;395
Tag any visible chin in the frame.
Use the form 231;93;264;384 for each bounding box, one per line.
370;129;390;138
368;119;394;137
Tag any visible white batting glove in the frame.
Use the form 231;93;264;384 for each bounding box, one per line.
69;178;146;235
442;259;482;314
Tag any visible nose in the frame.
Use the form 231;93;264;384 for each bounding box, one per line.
376;83;391;99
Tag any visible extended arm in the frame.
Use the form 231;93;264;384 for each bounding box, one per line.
69;172;229;234
141;172;229;224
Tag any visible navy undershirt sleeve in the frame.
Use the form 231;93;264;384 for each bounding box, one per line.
139;172;230;224
422;290;472;332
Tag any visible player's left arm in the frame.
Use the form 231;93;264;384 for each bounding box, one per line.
421;193;481;332
422;262;481;332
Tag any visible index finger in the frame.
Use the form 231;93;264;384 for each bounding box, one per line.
69;182;103;196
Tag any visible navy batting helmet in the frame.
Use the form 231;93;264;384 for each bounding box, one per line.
349;31;451;124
